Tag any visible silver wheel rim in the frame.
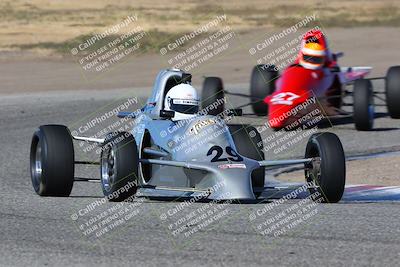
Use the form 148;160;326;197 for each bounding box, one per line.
101;146;116;192
305;156;321;194
33;141;42;185
368;90;374;126
368;105;374;125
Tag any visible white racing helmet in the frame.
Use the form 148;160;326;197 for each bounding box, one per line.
164;83;200;121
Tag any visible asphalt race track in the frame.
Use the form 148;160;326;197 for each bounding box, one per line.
1;81;400;266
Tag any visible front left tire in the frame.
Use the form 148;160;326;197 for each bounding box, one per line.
304;132;346;203
100;132;139;201
228;124;265;198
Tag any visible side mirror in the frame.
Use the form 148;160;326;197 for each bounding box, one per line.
332;52;344;62
160;110;175;119
227;109;243;116
330;66;341;73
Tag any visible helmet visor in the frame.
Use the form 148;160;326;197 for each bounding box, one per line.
302;54;325;65
170;99;199;114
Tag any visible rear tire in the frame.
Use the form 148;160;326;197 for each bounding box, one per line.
250;64;278;116
386;66;400;118
353;79;374;131
30;125;74;196
304;132;346;203
201;77;225;116
100;132;139;201
228;124;265;198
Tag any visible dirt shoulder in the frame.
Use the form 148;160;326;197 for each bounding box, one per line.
1;0;399;52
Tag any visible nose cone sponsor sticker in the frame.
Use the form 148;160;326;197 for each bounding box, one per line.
218;163;246;169
189;118;217;135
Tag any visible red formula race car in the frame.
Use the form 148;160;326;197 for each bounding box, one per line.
201;30;400;131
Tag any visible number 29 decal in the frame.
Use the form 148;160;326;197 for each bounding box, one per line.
207;146;243;162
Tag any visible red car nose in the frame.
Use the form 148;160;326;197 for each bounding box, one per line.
267;104;293;129
264;93;312;130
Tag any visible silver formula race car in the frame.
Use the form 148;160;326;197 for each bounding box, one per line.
30;69;346;203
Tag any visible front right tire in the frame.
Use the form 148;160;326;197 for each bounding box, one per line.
201;77;225;116
250;64;278;116
30;125;75;196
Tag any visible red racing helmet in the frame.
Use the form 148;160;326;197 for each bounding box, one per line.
298;29;333;69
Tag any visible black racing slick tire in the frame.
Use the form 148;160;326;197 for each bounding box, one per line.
30;125;74;197
353;79;374;131
250;64;278;116
304;132;346;203
201;77;225;116
228;124;265;198
100;132;139;202
385;66;400;118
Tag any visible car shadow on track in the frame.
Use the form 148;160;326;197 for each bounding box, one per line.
143;196;273;204
69;195;104;199
318;112;399;131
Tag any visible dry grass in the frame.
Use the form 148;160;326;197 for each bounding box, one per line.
0;0;399;55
